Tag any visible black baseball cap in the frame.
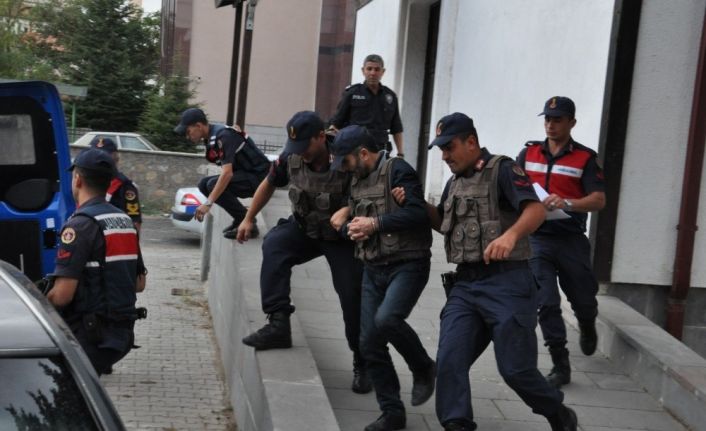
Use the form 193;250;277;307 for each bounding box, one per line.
330;125;375;171
282;111;325;155
69;148;117;175
428;113;476;149
89;136;118;153
539;96;575;117
174;108;208;135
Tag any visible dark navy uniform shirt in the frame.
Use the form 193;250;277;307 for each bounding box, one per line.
107;172;141;224
54;197;145;280
330;83;403;146
211;126;246;166
436;148;539;217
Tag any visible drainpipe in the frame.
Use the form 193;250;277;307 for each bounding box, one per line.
666;6;706;340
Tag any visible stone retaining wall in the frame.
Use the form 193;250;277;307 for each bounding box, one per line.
70;145;211;212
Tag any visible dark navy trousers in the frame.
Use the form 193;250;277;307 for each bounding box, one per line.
360;258;434;414
198;171;263;222
260;216;363;356
435;266;563;427
529;233;599;349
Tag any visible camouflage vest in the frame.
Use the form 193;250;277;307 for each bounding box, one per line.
350;156;432;263
287;154;348;240
440;155;531;264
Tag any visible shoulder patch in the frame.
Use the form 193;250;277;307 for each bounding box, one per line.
385;93;394;104
512;164;527;177
61;227;76;244
125;190;137;201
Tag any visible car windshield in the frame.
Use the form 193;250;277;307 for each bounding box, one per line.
120;135;150;150
0;356;98;430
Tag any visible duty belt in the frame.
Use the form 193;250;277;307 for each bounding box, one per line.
455;260;528;282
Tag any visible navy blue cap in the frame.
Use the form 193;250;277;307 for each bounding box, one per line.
89;136;117;153
330;125;375;171
538;96;575;117
69;148;117;175
282;111;325;155
428;113;476;149
174;108;208;135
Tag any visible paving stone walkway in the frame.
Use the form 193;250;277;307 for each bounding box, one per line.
101;216;235;431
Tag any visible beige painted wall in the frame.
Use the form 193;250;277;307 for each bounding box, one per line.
246;0;322;127
188;0;322;128
189;4;236;124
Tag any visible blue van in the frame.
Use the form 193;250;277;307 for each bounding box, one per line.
0;81;75;281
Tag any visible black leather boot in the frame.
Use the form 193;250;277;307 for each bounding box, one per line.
546;346;571;388
242;312;292;350
548;405;578;431
351;356;373;394
578;319;598;356
411;360;436;406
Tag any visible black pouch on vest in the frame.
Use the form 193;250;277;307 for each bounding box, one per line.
82;313;104;344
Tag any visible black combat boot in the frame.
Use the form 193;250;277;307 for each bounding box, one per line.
364;412;406;431
548;404;578;431
546;346;571;388
242;312;292;350
352;356;373;394
444;421;477;431
578;319;598;356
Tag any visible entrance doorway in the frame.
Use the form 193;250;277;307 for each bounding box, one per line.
416;1;440;188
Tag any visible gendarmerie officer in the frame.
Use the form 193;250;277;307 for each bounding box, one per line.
47;149;146;376
516;97;606;388
90;136;142;232
237;111;371;394
330;125;435;431
174;108;271;239
329;54;404;156
426;113;577;431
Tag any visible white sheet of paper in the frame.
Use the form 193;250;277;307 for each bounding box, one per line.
532;183;571;220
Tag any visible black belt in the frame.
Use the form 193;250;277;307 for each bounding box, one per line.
455;260;528;282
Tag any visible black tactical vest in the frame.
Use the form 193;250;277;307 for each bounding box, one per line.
63;201;138;322
287;154;349;240
207;125;270;174
350;156;432;264
440;155;531;264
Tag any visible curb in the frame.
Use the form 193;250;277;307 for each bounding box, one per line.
562;295;706;430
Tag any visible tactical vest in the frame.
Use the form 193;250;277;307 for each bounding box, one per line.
287;154;348;240
64;201;139;322
350;157;431;263
440;156;531;264
207;125;270;174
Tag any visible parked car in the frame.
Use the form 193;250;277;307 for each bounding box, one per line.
0;80;76;281
170;187;207;234
73;132;160;151
0;260;126;430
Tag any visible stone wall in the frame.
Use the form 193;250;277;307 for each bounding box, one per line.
70;145;211;212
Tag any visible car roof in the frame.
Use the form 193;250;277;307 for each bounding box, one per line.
0;277;56;353
86;131;141;137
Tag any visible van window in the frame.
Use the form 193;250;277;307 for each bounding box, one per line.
0;115;36;165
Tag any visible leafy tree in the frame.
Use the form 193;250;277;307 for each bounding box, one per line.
29;0;160;131
139;74;200;153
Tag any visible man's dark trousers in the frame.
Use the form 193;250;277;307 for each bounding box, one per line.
198;171;263;222
360;258;433;415
435;266;564;426
260;216;363;356
529;233;599;348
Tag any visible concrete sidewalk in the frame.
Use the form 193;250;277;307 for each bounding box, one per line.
249;190;688;431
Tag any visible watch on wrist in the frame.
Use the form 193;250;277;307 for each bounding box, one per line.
204;199;214;207
563;199;573;210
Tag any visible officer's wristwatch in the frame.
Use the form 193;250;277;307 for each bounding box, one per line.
563;199;573;210
204;199;214;207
